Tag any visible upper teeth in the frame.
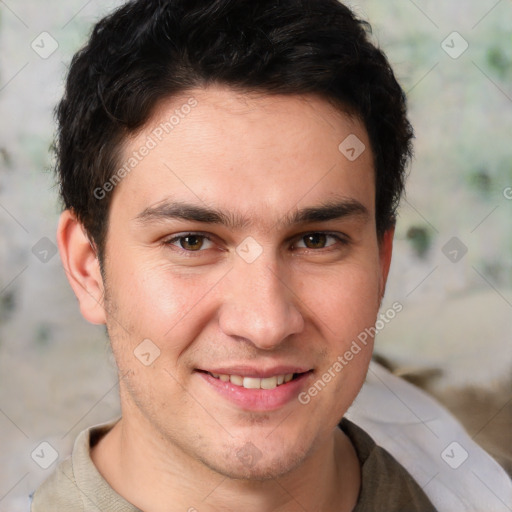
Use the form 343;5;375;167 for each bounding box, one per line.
210;373;294;389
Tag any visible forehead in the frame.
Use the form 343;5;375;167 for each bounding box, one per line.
113;85;375;223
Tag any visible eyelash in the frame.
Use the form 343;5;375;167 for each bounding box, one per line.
162;231;349;255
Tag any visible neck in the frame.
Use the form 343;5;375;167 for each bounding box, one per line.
92;409;360;512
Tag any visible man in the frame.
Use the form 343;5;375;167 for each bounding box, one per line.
30;0;460;510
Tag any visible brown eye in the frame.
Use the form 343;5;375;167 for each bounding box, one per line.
294;233;346;251
165;233;214;252
179;235;204;251
302;233;328;249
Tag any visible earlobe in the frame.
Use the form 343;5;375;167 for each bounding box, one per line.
57;210;107;325
378;226;395;300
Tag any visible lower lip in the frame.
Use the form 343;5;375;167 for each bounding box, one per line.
197;371;313;411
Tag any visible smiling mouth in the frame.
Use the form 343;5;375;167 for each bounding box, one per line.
198;370;311;390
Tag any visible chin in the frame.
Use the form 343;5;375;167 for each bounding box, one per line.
200;441;311;482
209;458;303;482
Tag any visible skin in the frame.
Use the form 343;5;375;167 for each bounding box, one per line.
58;85;394;512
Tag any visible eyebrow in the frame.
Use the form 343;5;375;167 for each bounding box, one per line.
134;198;369;229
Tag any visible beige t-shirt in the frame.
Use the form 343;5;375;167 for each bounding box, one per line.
31;418;437;511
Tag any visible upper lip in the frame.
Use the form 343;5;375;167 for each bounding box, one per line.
197;365;312;378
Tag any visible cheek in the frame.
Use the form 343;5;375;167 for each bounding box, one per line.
298;260;382;340
105;255;224;354
294;264;380;423
104;260;220;409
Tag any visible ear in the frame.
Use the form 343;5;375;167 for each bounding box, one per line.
57;210;107;325
378;225;394;301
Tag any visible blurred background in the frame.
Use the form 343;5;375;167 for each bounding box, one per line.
0;0;511;509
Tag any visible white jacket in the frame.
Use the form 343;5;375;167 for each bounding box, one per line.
346;361;512;512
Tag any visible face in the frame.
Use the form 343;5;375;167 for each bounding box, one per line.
97;85;391;479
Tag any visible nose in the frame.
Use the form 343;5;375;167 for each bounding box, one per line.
218;256;304;350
